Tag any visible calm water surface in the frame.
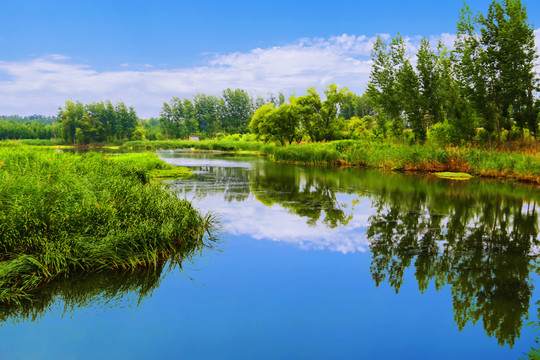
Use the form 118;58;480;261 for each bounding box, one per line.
1;151;540;359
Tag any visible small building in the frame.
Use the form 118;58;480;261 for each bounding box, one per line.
189;136;199;141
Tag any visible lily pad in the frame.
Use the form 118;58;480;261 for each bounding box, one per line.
434;172;472;180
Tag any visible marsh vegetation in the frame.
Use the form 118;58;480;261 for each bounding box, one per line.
0;145;215;304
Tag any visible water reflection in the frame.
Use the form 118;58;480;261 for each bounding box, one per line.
163;152;540;347
367;184;540;347
0;266;167;324
4;151;540;351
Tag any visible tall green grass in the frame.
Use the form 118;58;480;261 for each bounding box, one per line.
265;140;540;183
121;138;540;182
0;146;215;304
122;139;264;152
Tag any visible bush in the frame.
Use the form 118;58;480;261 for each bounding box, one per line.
428;121;457;147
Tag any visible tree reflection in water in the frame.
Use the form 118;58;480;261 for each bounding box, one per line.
367;181;540;347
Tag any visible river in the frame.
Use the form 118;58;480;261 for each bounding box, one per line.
1;151;539;359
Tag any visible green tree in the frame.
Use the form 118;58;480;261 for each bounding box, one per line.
455;3;495;146
417;38;443;126
160;97;198;139
339;93;374;120
398;59;425;142
221;88;254;134
497;0;538;142
58;100;85;144
295;85;349;142
193;93;223;137
249;103;276;142
367;35;406;140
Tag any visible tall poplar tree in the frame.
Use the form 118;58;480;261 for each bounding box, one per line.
416;38;443;127
367;34;406;139
398;59;425;142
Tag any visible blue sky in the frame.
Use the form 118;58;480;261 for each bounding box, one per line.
2;0;540;117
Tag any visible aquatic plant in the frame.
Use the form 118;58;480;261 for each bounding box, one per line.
433;172;472;180
0;146;216;304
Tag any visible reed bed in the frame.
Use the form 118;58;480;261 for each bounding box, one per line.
122;139;263;152
267;140;540;183
0;146;215;304
121;138;540;182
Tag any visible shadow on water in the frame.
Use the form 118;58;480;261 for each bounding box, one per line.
165;152;540;348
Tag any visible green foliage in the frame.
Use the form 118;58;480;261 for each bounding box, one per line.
398;59;425;142
367;34;406;138
159;97;198;139
267;143;341;164
428;120;460;147
0;118;58;141
122;139;264;152
339;93;374;119
221;88;254;134
366;0;538;148
295;85;349;142
131;126;146;141
58;100;138;144
0;147;214;304
348;116;375;140
249;103;302;145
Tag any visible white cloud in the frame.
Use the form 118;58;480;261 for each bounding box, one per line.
1;30;539;118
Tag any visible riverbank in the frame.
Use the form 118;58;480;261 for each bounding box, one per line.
122;139;540;184
0;146;214;304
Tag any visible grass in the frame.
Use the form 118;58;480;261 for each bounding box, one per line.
122;139;263;152
0;145;214;304
150;167;193;179
263;140;540;184
11;136;540;183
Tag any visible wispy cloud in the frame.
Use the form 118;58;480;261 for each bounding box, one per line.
0;31;537;118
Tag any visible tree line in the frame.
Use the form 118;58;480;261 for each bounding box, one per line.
157;88;372;144
367;0;538;146
157;88;281;140
0;116;59;140
57;100;140;144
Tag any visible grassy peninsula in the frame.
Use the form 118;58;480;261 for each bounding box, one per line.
0;145;214;304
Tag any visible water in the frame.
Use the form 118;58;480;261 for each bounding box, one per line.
1;151;540;359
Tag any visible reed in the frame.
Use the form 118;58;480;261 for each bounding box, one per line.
95;138;540;183
265;140;540;183
0;146;215;304
122;139;263;152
